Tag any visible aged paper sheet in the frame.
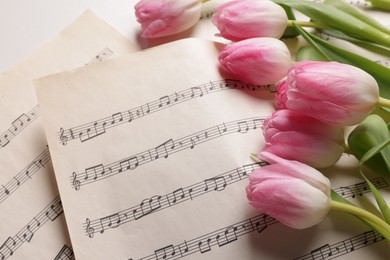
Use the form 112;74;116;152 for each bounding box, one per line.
0;10;139;259
35;38;390;260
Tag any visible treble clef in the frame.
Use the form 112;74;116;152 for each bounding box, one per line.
60;127;68;146
72;172;81;191
85;218;95;238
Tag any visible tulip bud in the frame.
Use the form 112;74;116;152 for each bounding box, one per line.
261;109;345;168
246;152;331;229
212;0;288;41
218;38;291;86
277;61;379;126
275;79;288;109
348;114;390;177
135;0;202;38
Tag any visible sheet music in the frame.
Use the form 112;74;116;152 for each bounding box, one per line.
0;10;139;259
35;38;390;259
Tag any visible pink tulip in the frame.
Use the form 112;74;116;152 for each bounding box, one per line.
275;79;287;109
212;0;288;41
135;0;201;38
218;38;291;86
261;109;345;168
246;152;331;229
277;61;379;126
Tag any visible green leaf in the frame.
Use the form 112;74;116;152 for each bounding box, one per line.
324;0;390;34
372;107;390;124
348;115;390;177
360;171;390;224
331;190;390;240
292;24;390;99
359;138;390;166
368;0;390;11
273;0;390;46
296;46;329;61
320;30;390;58
293;24;331;61
279;4;300;38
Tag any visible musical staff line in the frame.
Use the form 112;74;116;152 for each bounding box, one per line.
83;162;266;237
135;217;385;260
0;196;63;260
0;106;40;149
126;177;388;259
70;116;266;190
133;213;278;260
53;244;75;260
83;170;386;238
0;146;51;205
333;177;388;199
58;80;275;145
294;230;384;260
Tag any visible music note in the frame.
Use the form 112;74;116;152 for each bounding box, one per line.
127;111;134;122
170;188;185;204
198;238;212;253
339;186;354;198
154;139;175;159
2;185;9;196
118;157;139;172
190;86;203;97
99;213;121;233
254;215;268;233
174;92;181;102
11;113;30;132
158;96;171;107
217;122;227;135
237;121;249;133
154;245;176;260
216;226;238;247
72;172;81;191
0;133;10;148
143;103;151;113
190;137;197;149
188;188;194;200
179;241;189;255
252;118;264;129
13;177;20;186
22;225;34;242
111;112;123;124
85;164;105;180
363;230;377;244
310;243;332;258
204;177;227;192
45;202;63;221
343;239;354;252
0;237;16;257
354;182;368;197
133;195;162;220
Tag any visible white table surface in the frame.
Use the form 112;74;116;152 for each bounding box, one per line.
0;0;141;74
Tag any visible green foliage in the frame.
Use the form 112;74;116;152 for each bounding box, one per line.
293;24;390;99
273;0;390;46
348;115;390;177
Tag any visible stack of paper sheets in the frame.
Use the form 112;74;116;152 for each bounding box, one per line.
1;3;390;260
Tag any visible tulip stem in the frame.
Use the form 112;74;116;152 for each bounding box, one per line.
331;200;390;238
287;20;329;30
200;0;210;3
250;153;261;163
378;97;390;108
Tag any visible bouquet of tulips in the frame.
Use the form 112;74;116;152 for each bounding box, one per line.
134;0;390;241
